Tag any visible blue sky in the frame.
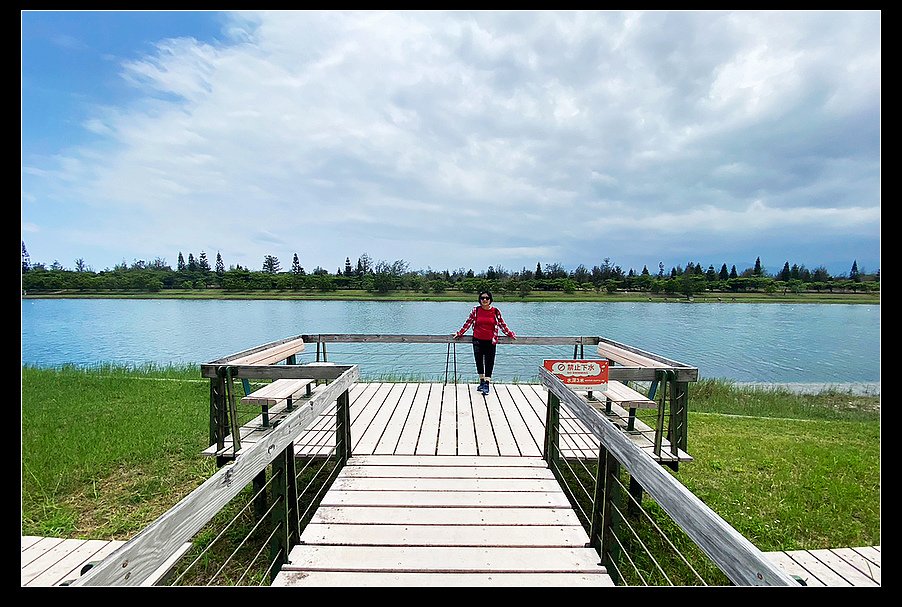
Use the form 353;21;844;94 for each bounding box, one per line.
21;10;881;277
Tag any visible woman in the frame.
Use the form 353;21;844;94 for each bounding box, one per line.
452;290;516;394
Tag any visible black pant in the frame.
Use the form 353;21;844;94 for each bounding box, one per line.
472;338;497;377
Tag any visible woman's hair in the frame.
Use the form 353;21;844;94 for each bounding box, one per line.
479;290;493;302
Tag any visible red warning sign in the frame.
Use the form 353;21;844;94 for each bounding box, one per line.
543;359;609;390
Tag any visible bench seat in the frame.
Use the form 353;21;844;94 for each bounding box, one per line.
599;380;656;408
596;342;669;368
230;337;307;366
242;378;315;406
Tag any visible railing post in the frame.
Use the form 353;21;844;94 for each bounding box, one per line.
600;450;621;583
543;390;560;466
210;374;231;468
587;444;607;552
269;442;298;584
336;389;352;464
253;470;267;519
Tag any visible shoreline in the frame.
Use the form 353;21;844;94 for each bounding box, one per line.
732;382;880;396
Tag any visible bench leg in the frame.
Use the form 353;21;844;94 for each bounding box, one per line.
627;407;637;431
262;404;269;428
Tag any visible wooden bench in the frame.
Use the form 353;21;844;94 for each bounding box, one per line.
584;380;656;431
241;378;315;427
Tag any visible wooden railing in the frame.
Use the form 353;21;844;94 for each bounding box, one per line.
540;368;797;586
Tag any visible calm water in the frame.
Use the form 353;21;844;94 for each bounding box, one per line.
21;299;880;388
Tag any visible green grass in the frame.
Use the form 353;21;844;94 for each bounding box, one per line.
20;365;880;583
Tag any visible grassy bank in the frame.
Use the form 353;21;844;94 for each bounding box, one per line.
20;366;880;554
23;288;879;304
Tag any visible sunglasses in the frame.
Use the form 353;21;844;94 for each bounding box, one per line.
479;296;491;300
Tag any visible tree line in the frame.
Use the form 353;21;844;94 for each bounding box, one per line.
20;242;879;297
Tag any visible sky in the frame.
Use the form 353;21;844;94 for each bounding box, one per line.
21;10;881;278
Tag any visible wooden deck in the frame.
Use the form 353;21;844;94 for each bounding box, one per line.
205;381;692;463
273;454;615;587
25;381;879;587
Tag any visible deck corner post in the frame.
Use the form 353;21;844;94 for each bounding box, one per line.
543;390;560;467
269;443;298;584
336;389;352;464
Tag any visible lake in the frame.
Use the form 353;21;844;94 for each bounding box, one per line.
20;299;880;391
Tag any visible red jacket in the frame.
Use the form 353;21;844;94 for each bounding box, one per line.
455;305;516;344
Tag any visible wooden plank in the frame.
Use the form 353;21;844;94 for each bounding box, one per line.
347;455;549;468
415;383;443;455
503;385;544;456
488;384;542;457
373;383;417;455
328;476;564;492
283;544;606;572
317;489;572;508
781;550;854;586
350;383;399;454
807;549;879;586
299;523;593;547
20;537;64;570
229;337;306;366
470;386;499;456
25;538;112;586
394;383;431;455
337;464;554;479
308;506;583;526
601;380;656;408
21;536;43;550
596;342;668;368
483;386;523;456
851;545;881;567
454;383;478;456
765;551;821;586
240;378;313;405
273;570;615;586
436;383;460;455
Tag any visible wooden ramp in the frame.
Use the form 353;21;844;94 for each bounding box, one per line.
764;546;880;587
272;454;614;587
21;536;191;587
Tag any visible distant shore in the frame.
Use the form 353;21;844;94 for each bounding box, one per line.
21;288;880;305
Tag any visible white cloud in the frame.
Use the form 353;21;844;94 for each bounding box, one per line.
21;10;880;274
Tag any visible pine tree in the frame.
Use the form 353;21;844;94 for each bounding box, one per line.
754;257;762;276
187;253;197;272
292;253;302;275
850;260;861;282
215;252;225;276
177;252;186;272
263;255;281;274
535;262;543;279
22;241;30;273
344;257;353;276
779;262;791;282
198;251;211;273
719;264;729;281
